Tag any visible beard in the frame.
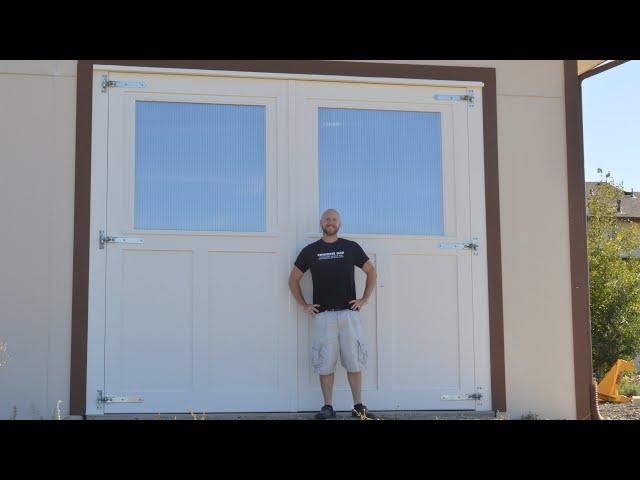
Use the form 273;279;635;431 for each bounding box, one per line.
322;225;339;235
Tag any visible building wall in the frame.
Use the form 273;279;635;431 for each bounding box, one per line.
0;61;76;419
0;60;576;419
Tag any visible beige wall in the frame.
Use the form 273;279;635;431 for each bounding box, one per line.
0;61;76;419
0;60;576;419
497;94;574;419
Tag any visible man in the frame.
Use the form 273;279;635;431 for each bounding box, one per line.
288;209;378;420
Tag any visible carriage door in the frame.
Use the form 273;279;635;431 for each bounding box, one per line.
99;72;295;413
294;79;491;411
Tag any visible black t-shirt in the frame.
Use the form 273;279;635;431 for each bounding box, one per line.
294;237;370;312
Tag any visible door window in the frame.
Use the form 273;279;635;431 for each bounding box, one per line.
134;101;266;232
318;107;443;235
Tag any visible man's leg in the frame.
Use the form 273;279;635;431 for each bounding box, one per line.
314;312;339;410
347;371;362;405
319;373;335;406
339;310;374;416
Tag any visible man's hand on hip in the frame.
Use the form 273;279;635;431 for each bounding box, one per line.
348;298;368;311
303;304;320;315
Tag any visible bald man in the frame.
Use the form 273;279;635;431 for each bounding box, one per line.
289;209;378;419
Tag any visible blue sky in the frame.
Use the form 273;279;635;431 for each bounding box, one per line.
582;61;640;191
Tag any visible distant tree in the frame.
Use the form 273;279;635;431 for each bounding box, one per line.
587;171;640;379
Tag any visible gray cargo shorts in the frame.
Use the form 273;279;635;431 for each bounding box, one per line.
311;309;368;375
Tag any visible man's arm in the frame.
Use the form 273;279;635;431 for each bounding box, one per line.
349;260;377;311
288;266;320;314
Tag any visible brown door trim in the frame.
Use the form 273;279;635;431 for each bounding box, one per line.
70;60;506;415
565;60;593;420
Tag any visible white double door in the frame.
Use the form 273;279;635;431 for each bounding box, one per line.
93;70;490;414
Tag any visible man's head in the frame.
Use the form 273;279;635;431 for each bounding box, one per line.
320;209;341;236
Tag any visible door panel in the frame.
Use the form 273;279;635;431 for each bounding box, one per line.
103;73;294;413
294;81;480;411
115;250;194;392
207;251;284;392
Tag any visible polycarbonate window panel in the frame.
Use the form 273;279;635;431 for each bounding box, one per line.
134;101;266;232
318;108;443;235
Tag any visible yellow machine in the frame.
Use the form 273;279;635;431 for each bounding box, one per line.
597;359;636;403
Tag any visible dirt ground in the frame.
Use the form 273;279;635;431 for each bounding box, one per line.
598;401;640;420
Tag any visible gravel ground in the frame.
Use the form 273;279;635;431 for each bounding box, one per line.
598;401;640;420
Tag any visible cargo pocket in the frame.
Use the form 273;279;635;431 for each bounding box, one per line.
357;340;368;367
311;343;324;372
351;311;367;368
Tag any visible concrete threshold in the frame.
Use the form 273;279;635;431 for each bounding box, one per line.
86;410;498;420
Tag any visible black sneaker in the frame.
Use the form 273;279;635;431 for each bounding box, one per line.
352;403;377;419
315;404;337;420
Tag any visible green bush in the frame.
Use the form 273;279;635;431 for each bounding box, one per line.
587;175;640;379
619;373;640;397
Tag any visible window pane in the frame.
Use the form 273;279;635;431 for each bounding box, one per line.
134;102;266;232
319;108;443;235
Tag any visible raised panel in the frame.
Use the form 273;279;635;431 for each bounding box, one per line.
119;250;194;392
208;251;285;392
391;254;460;390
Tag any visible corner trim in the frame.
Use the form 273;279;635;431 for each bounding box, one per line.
565;60;594;420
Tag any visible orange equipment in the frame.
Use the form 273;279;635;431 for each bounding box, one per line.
597;359;636;403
